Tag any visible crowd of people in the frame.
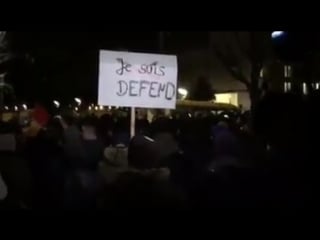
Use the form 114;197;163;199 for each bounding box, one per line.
0;91;319;210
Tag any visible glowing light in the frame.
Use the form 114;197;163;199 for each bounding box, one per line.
188;113;192;118
4;106;8;110
284;82;292;92
271;31;284;39
74;97;82;106
99;105;104;110
178;88;188;97
88;106;92;111
94;106;98;111
303;82;307;95
144;136;155;142
223;114;229;119
22;104;27;110
53;100;60;108
108;106;111;110
215;93;238;106
74;107;79;111
14;106;18;111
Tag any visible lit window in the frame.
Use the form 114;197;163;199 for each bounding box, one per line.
259;69;264;78
287;82;291;91
284;65;292;78
303;82;307;95
288;66;292;77
284;82;291;92
284;66;287;78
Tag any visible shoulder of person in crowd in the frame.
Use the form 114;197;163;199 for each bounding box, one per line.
121;167;170;182
21;120;39;137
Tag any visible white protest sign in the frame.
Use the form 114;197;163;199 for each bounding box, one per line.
98;50;177;109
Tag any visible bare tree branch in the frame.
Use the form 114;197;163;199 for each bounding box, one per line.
209;32;272;111
213;46;250;86
235;32;252;62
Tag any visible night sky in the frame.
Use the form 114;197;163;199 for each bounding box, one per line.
272;32;320;61
7;31;210;105
5;31;319;105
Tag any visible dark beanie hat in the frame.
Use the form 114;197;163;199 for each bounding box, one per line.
128;135;159;170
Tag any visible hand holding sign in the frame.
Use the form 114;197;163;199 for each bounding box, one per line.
98;50;177;109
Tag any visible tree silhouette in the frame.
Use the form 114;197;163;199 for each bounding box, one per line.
188;76;215;101
210;32;273;111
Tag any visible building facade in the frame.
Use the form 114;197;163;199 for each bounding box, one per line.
264;61;320;95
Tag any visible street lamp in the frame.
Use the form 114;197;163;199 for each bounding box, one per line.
271;31;285;39
178;88;188;99
53;100;60;108
74;97;82;106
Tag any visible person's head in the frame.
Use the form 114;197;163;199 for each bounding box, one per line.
46;117;64;142
22;119;42;138
128;135;159;170
81;116;98;137
99;114;114;128
151;117;173;137
253;92;306;152
97;114;114;142
62;114;75;127
217;121;229;129
31;104;50;128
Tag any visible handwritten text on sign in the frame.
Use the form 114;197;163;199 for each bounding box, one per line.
98;50;177;109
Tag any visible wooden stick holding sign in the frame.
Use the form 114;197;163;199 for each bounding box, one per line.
130;107;135;138
98;50;177;139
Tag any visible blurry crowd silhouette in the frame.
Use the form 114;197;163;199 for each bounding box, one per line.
0;91;319;210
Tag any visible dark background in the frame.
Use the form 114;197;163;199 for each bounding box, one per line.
5;31;318;105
